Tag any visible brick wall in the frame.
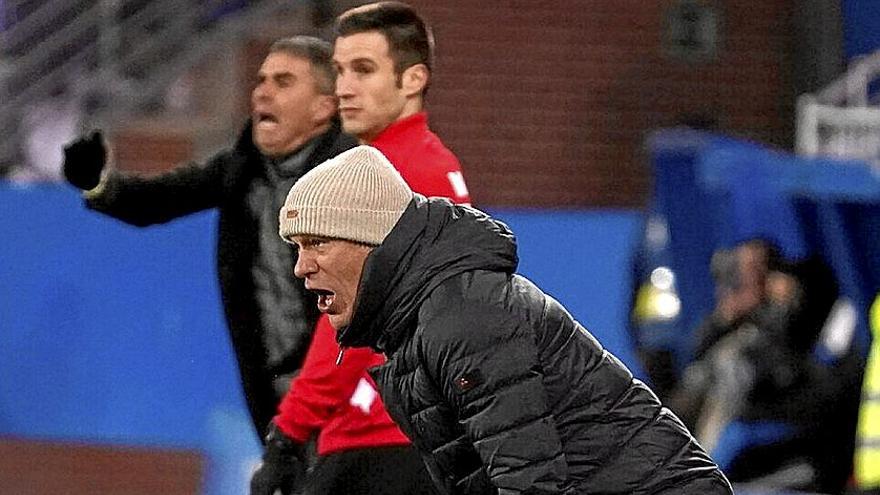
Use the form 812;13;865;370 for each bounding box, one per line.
0;438;202;495
111;128;194;176
113;1;796;207
408;0;795;207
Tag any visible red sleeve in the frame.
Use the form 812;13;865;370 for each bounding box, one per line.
273;315;385;442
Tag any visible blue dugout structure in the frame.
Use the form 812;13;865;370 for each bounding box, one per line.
640;129;880;370
636;129;880;492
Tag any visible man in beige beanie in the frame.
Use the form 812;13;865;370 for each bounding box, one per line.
276;145;733;495
279;145;412;330
252;144;433;495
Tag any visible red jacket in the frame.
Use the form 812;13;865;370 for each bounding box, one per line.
274;316;409;455
372;112;471;205
273;111;471;455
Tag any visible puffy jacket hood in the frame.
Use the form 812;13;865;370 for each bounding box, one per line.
337;195;518;352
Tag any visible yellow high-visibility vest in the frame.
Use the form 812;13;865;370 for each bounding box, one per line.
854;294;880;487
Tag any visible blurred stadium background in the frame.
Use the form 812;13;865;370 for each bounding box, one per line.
1;1;879;494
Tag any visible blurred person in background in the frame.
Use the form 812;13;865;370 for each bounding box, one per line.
250;3;470;493
277;145;733;495
668;238;861;493
691;238;781;362
630;238;780;406
61;35;356;437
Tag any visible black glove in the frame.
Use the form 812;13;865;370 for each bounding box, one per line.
250;423;306;495
63;131;106;190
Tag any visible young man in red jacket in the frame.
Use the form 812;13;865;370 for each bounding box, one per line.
250;3;470;494
333;1;470;204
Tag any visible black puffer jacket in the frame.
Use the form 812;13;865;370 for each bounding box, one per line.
340;196;732;494
86;119;356;433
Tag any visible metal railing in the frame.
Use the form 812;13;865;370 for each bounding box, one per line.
796;50;880;167
0;0;304;175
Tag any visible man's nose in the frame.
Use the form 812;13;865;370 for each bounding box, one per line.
294;253;316;279
252;83;271;102
336;73;353;98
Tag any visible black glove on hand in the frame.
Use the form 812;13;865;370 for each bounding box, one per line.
250;423;306;495
63;131;106;190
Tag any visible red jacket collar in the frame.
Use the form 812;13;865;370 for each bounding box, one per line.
371;112;429;146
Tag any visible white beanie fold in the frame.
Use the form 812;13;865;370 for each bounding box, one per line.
279;146;413;245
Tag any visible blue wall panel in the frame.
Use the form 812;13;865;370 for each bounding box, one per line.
842;0;880;60
0;184;261;495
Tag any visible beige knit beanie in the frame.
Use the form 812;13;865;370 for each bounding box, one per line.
279;145;413;246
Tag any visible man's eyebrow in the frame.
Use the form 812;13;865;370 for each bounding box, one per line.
272;72;296;81
299;235;330;245
337;57;379;67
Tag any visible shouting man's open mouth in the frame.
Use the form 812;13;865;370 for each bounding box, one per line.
311;288;336;313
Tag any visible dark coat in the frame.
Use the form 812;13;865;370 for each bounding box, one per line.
86;120;356;433
340;196;732;494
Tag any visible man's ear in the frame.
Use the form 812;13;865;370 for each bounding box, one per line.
313;94;337;124
401;64;429;98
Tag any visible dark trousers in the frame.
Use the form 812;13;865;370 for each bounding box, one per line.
303;444;437;495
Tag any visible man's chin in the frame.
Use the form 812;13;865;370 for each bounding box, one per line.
254;138;293;157
341;121;370;140
328;314;351;330
254;139;276;156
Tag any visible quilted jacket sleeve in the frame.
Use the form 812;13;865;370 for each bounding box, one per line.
421;297;572;494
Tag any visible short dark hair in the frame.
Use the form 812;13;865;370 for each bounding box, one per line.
335;1;434;78
268;35;335;95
